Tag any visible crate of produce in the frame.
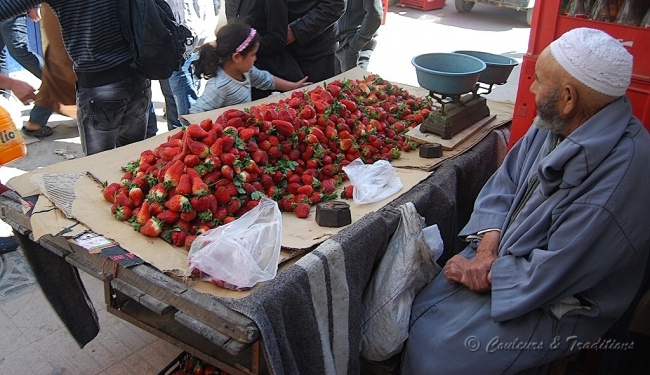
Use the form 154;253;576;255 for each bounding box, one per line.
158;352;228;375
399;0;445;11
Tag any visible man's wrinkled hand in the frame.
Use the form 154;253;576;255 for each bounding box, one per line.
462;253;496;292
443;254;469;283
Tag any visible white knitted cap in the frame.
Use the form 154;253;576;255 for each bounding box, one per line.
549;28;632;97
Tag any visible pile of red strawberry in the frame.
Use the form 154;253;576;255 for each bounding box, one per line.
101;74;433;249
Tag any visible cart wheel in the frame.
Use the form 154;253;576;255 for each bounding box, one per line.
526;8;533;26
455;0;475;13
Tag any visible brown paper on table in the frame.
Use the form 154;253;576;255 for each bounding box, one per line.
30;195;88;241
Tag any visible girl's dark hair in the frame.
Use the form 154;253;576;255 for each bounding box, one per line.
192;21;259;79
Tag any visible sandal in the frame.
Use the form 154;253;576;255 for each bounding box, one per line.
21;125;54;138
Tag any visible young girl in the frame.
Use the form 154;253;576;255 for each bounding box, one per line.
189;23;311;114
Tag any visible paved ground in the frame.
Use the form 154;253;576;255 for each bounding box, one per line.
0;3;530;373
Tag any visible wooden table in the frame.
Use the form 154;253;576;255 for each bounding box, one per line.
0;124;510;375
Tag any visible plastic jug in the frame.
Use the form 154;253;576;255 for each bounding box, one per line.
0;105;27;165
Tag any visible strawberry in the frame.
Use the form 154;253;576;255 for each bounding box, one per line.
115;190;135;209
220;152;237;167
163;227;188;247
139;149;156;165
147;183;168;203
271;120;294;136
186;123;209;139
320;179;336;194
226;198;241;215
209;137;224;156
339;138;354;152
149;201;164;216
296;184;313;196
102;182;122;203
222;135;235;152
191;177;209;197
134;201;151;225
163;160;185;189
340;99;356;111
190;195;211;212
128;187;145;207
221;165;234;180
213;206;228;222
183;154;200;168
157;210;180;225
165;195;192;212
180;209;197;222
294;203;311;218
184;234;197;251
279;197;295;212
161;146;181;161
175;174;192;195
341;185;354;199
139;217;164;237
239;127;255;142
187;138;210;158
112;204;133;221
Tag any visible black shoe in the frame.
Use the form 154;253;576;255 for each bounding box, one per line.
0;236;19;254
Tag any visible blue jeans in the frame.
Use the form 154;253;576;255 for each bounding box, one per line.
167;52;200;128
77;76;151;155
0;15;44;79
29;105;52;126
160;78;180;130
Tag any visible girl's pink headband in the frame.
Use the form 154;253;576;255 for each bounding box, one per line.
235;28;257;53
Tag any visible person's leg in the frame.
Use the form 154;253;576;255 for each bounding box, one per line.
357;39;377;70
159;78;181;130
0;37;10;99
23;105;54;137
77;76;150;155
168;53;200;127
116;77;151;148
1;15;43;79
146;102;158;138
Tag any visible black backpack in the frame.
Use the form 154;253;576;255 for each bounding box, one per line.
118;0;194;80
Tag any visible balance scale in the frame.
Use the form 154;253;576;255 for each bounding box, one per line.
412;51;518;140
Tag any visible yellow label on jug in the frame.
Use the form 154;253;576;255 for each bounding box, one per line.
0;105;27;165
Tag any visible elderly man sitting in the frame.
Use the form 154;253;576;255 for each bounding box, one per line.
401;27;650;374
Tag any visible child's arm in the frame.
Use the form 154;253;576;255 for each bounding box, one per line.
273;76;312;92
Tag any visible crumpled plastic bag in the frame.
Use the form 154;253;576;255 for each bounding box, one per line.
360;202;441;361
187;196;282;290
342;158;403;204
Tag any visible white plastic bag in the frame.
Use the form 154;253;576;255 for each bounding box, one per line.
187;196;282;290
342;158;403;204
360;202;441;361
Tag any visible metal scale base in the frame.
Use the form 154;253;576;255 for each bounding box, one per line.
421;95;490;140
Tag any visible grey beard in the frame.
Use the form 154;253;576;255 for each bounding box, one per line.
534;91;565;134
534;115;565;134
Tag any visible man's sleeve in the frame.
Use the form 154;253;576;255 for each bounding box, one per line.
458;133;532;237
490;204;639;322
347;0;382;52
290;0;346;46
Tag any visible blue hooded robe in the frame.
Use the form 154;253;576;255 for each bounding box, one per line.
402;96;650;374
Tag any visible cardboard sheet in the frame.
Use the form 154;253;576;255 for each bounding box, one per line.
406;114;497;150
